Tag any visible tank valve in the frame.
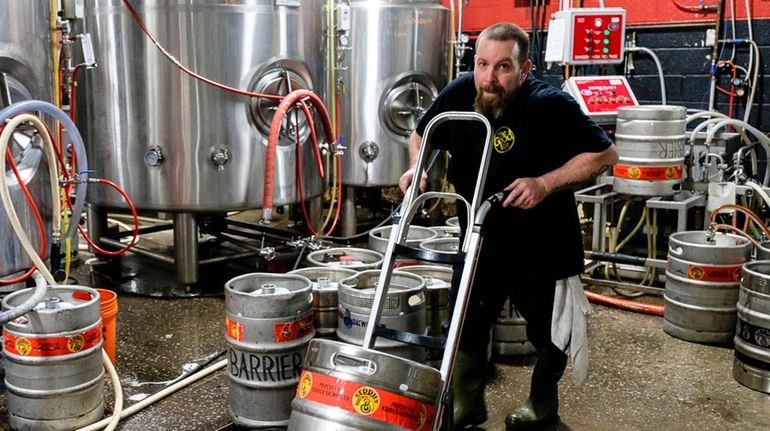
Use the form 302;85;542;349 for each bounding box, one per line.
359;141;379;163
144;147;164;167
210;148;231;171
259;247;276;261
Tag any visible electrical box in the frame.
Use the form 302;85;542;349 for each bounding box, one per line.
562;76;638;125
545;8;626;65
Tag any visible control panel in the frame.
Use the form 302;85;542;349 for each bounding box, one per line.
545;8;626;65
562;76;638;125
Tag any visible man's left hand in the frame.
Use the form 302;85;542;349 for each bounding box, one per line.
502;177;549;209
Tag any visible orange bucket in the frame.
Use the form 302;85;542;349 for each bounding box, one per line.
95;288;118;364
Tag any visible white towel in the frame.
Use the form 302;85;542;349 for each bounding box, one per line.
550;275;591;386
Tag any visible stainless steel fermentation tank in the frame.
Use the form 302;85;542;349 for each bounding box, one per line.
79;0;326;286
0;1;54;285
338;0;449;187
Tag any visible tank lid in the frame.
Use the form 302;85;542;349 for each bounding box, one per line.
617;105;686;121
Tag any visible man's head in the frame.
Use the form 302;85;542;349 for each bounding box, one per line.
473;23;532;119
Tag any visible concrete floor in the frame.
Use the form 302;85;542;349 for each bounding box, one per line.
1;244;769;430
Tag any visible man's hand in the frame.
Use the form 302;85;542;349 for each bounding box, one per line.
399;167;428;193
503;177;549;209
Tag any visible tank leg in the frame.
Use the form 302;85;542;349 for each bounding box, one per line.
86;204;108;254
342;186;357;237
173;213;199;292
309;196;323;231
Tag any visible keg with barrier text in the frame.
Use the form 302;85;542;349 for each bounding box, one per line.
613;105;686;196
2;286;105;431
664;231;751;343
225;273;315;427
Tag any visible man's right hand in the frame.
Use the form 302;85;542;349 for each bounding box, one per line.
399;167;428;193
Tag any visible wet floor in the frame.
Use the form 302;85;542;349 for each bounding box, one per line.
0;242;768;431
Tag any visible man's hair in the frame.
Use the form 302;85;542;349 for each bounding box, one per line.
477;22;530;64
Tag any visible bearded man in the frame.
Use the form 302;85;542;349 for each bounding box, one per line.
399;22;618;430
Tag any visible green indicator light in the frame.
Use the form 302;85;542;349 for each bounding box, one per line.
603;38;610;45
603;47;610;54
604;30;610;36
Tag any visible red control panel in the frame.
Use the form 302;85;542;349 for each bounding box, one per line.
545;8;626;65
562;76;638;125
571;13;625;63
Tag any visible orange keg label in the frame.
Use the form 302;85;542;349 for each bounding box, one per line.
274;315;314;343
225;317;244;342
613;164;683;180
296;370;435;431
687;265;741;282
3;323;102;357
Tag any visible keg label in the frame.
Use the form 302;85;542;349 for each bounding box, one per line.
225;317;244;342
687;264;741;282
228;348;303;382
613;164;683;180
3;324;102;357
297;370;435;430
274;315;314;343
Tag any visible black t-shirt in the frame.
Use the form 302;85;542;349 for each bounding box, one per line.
415;74;612;280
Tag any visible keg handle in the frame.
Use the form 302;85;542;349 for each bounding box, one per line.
331;352;377;376
669;246;683;256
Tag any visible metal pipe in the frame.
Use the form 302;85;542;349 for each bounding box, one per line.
173;213;198;285
707;0;726;111
341;186;357;237
584;251;667;268
199;251;262;266
100;237;174;265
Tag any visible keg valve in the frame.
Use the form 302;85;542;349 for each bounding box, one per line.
706;222;717;243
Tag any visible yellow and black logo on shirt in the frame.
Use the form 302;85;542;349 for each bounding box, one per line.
494;127;515;154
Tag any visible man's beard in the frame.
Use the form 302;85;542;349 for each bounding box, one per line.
474;83;512;119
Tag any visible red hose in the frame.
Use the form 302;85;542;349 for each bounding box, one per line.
263;89;334;222
584;291;664;316
78;179;140;257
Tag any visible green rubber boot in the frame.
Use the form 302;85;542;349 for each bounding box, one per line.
451;348;488;429
505;349;567;430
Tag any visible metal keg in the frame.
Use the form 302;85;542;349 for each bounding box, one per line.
2;286;104;430
420;237;460;254
664;231;751;343
225;273;315;428
613;105;687;196
445;216;460;227
493;298;535;357
398;265;452;336
431;225;460;238
307;247;384;270
733;261;770;393
368;225;437;254
337;270;426;361
756;240;770;260
289;267;358;337
287;339;442;431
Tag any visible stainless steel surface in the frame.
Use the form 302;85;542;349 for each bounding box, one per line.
337;270;426;360
306;247;384;270
289;266;359;337
613;105;687;196
2;286;104;430
173;213;198;285
339;0;449;186
733;261;770;393
398;265;451;336
287;338;442;431
368;225;437;254
224;273;314;427
0;1;54;280
79;0;325;211
664;231;751;343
